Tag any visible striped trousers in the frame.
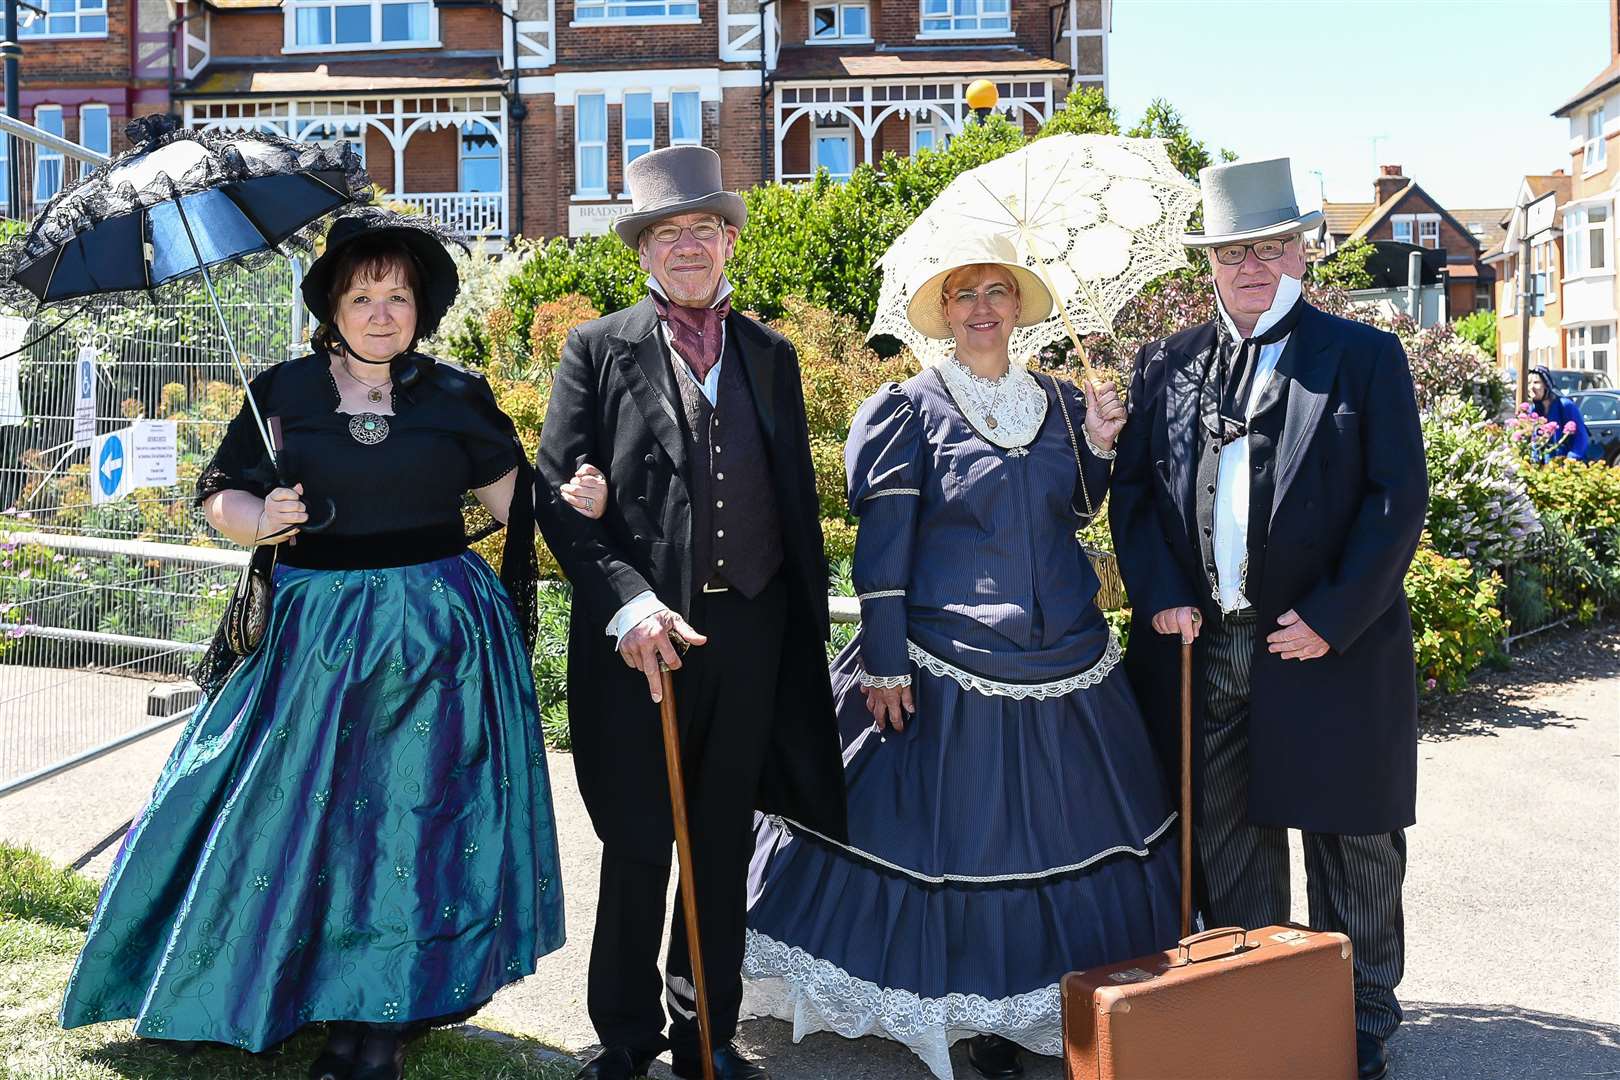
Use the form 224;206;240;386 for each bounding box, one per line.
1199;613;1406;1040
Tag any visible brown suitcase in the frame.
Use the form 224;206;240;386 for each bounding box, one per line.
1059;644;1357;1080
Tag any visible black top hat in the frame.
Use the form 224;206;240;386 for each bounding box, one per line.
301;206;467;342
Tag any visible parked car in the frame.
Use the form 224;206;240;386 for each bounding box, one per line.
1502;366;1613;394
1570;390;1620;465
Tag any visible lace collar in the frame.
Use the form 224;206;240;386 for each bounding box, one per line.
935;356;1048;451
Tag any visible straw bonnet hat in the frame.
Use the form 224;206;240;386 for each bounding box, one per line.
905;233;1054;340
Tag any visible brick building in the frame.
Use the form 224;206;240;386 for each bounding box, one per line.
1546;0;1619;377
1319;165;1506;318
4;0;1106;241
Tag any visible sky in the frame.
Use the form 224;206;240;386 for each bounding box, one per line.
1108;0;1613;213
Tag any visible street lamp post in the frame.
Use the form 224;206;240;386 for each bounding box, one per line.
3;0;46;215
965;78;998;124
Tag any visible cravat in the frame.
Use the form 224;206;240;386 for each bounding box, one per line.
1201;295;1304;448
651;291;731;381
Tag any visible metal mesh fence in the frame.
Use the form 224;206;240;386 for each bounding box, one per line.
1501;525;1615;649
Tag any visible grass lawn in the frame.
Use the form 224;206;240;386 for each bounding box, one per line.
0;845;574;1080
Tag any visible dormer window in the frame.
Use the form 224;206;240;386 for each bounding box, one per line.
920;0;1009;36
286;0;437;51
810;2;869;41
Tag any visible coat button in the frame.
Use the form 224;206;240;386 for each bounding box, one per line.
716;472;725;481
1253;464;1263;474
644;453;656;465
1206;484;1216;494
637;495;648;504
633;534;643;542
1202;526;1211;536
716;500;724;509
716;529;725;538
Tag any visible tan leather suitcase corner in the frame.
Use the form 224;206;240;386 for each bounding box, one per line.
1061;924;1357;1080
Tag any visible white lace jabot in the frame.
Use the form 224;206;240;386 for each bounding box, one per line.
936;357;1047;451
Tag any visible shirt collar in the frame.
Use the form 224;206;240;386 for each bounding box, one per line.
646;274;733;311
1215;273;1302;342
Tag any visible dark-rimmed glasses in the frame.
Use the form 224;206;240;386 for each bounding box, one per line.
1212;237;1293;266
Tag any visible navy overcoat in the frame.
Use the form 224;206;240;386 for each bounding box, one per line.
1111;303;1429;836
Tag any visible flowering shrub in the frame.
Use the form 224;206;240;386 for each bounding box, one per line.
1520;455;1620;556
1404;541;1506;694
1505;401;1577;461
1422;400;1541;566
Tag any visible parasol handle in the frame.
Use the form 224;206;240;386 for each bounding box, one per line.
171;189;336;534
1016;222;1098;386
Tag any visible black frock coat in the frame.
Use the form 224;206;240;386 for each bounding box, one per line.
534;297;847;862
1111;303;1429;837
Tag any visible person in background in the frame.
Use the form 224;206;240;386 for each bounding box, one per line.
1527;365;1595;462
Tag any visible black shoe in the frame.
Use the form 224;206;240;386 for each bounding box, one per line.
671;1043;769;1080
965;1034;1024;1079
1357;1032;1389;1080
308;1022;365;1080
575;1046;656;1080
349;1029;407;1080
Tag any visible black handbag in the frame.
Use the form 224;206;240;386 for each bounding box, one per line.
224;542;277;656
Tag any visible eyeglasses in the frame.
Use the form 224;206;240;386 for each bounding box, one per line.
946;283;1015;306
648;221;724;244
1212;238;1293;266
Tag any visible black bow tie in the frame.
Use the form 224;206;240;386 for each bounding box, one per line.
1201;296;1305;448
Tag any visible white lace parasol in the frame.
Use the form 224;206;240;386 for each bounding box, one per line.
871;134;1201;368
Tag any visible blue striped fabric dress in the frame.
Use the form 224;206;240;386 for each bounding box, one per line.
743;368;1180;1079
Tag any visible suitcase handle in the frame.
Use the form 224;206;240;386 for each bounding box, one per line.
1175;927;1249;966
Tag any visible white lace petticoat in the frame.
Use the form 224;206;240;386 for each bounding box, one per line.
906;633;1121;700
741;929;1061;1080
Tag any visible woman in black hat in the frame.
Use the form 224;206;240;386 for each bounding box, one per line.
59;207;565;1080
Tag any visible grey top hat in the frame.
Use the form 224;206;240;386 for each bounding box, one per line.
613;145;748;247
1182;157;1323;247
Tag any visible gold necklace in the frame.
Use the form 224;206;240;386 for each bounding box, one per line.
342;357;391;406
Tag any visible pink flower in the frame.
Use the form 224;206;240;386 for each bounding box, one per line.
1563;421;1577;435
1518;402;1534;414
1425;678;1438;691
1539;422;1559;438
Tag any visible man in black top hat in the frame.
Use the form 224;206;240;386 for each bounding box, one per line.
534;145;846;1080
1110;158;1429;1080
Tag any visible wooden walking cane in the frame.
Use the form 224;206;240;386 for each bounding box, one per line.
1180;640;1194;938
658;663;718;1080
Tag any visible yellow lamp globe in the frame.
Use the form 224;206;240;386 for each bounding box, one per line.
965;79;1000;112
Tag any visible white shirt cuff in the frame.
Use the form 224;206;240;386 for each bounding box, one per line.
606;590;666;647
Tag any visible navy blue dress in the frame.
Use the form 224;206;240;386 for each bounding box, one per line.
743;369;1180;1078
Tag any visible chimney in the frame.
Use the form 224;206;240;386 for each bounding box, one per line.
1374;164;1407;205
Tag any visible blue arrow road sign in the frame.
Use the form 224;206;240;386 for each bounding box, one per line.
98;434;124;497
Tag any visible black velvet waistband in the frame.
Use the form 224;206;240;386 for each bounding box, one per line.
276;524;468;570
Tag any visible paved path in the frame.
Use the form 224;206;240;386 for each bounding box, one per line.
3;623;1616;1079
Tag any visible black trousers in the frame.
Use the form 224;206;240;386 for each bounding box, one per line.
1199;612;1407;1041
587;576;787;1060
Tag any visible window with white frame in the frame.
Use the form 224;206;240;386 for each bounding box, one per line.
910;115;949;155
1501;253;1517;317
1390;216;1413;244
576;94;608;195
623;92;654;174
573;0;697;22
20;0;107;37
920;0;1009;34
1568;324;1614;373
288;0;434;48
1565;203;1611;276
459;122;500;193
79;104;110;160
812;119;854;180
670;91;702;146
1584;104;1607;171
1418;218;1439;249
33;106;64;204
810;2;869;40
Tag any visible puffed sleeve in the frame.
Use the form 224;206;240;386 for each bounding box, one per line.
460;374;523;488
845;383;924;681
195;367;279;505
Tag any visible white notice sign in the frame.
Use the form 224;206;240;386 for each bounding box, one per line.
130;419;178;488
90;421;178;505
0;314;26;427
72;345;97;449
568;202;632;238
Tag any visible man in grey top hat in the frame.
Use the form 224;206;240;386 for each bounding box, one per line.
535;145;845;1080
1110;158;1428;1080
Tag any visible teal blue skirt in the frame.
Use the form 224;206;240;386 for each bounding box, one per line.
59;551;565;1050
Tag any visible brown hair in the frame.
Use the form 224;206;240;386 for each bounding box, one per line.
311;236;425;354
939;263;1021;307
